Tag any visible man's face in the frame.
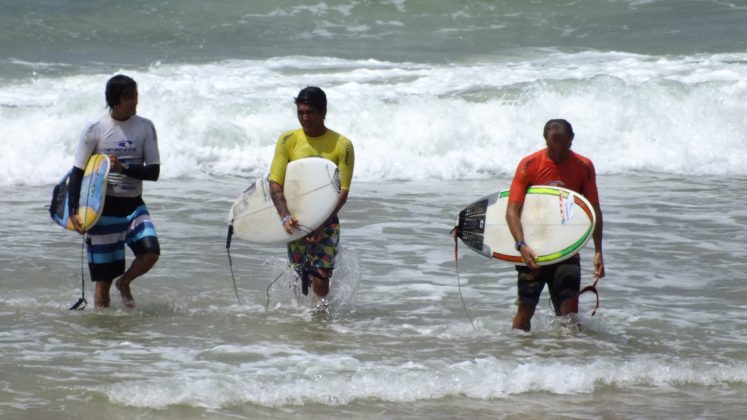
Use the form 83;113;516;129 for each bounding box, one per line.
113;90;138;119
544;122;573;153
296;103;325;135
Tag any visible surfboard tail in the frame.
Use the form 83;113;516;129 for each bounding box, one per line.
49;170;71;226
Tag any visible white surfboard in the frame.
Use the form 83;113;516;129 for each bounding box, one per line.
455;185;596;266
228;157;341;243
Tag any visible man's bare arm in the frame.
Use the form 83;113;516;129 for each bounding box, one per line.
269;181;297;234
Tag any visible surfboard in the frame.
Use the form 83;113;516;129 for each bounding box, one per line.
455;185;596;266
50;153;110;232
228;157;341;243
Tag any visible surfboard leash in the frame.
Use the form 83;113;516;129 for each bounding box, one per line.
225;222;316;308
451;227;478;332
264;271;286;310
68;234;88;311
69;167;96;311
578;277;601;316
225;224;242;305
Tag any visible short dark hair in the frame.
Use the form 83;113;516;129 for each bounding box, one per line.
543;119;574;137
105;75;137;109
294;86;326;111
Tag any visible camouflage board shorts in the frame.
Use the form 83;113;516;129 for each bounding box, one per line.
287;216;340;271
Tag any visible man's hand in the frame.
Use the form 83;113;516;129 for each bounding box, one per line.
282;215;299;234
109;154;124;172
304;227;324;244
519;244;539;271
70;212;84;234
594;251;605;279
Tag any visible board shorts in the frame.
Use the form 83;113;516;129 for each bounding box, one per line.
515;255;580;315
86;195;160;282
287;216;340;272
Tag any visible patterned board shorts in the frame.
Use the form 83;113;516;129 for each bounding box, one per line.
287;217;340;271
515;255;581;315
86;197;160;282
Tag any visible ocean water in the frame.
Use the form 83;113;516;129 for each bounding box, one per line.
2;0;747;418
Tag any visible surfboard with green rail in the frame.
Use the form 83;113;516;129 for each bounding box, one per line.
455;185;596;266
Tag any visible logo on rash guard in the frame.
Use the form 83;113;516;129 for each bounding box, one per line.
104;140;137;153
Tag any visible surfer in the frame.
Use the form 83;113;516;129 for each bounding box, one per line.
506;119;605;331
68;75;161;308
268;86;355;304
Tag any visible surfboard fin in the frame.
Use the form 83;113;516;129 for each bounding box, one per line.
302;276;310;296
299;268;310;296
50;171;71;224
225;224;242;305
226;224;234;250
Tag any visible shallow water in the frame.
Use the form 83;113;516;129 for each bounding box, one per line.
2;174;747;418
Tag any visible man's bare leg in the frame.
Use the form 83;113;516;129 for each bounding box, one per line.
558;296;581;331
512;304;536;331
115;253;159;308
311;268;331;298
95;280;113;308
558;296;578;316
309;268;332;312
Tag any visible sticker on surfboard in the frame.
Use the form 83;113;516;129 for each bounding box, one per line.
49;153;110;232
455;185;596;266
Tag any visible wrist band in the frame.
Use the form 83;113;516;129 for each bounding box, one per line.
281;215;291;225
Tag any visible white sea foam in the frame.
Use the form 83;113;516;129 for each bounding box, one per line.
2;52;747;187
94;355;747;408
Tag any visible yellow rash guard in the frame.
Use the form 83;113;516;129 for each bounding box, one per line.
268;128;355;191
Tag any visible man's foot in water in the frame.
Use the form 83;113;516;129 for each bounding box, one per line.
313;298;330;314
115;279;136;308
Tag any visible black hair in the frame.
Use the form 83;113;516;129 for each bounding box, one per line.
105;74;137;109
294;86;327;112
543;119;574;137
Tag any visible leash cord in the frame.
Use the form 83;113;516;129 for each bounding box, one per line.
69;169;91;311
225;224;242;305
578;277;601;316
69;233;87;310
266;223;334;309
264;272;286;310
228;222;323;309
546;273;601;316
452;227;477;332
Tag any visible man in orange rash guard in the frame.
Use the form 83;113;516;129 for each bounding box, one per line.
506;119;605;331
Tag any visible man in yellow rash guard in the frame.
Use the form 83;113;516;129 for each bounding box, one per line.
268;86;354;301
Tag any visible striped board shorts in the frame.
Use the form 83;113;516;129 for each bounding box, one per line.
86;195;160;282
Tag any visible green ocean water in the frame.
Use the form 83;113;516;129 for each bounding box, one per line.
2;0;747;78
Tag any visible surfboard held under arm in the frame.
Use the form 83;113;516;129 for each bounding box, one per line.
228;157;341;244
49;153;110;232
455;185;596;266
